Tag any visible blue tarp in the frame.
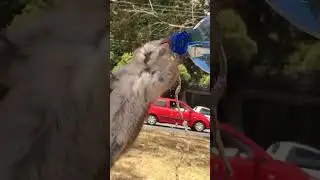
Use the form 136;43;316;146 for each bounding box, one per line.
266;0;320;39
187;41;210;74
191;56;210;74
188;0;320;74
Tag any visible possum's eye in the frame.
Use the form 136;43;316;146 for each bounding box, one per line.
143;66;151;72
158;42;171;56
158;47;167;57
143;52;152;64
151;70;157;75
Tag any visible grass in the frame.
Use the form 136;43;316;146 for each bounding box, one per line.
110;127;210;180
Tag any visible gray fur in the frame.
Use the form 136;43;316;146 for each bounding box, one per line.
110;41;180;166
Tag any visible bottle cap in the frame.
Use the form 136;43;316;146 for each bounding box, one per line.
169;31;192;55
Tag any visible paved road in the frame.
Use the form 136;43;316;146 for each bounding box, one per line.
143;122;210;137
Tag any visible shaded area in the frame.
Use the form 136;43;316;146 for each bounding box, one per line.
219;72;320;150
241;72;320;149
212;0;320;151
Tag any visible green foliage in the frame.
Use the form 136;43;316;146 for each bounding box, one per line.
9;0;58;27
302;42;320;71
0;0;27;29
217;9;257;67
0;0;56;29
112;52;133;72
199;74;210;87
224;33;258;65
230;0;320;76
217;9;247;36
111;0;208;89
22;0;57;13
285;42;313;73
110;0;206;57
178;64;191;81
268;32;279;42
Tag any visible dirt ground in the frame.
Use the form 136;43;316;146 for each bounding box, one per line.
110;128;210;180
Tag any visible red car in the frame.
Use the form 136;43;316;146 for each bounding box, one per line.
146;97;210;132
211;124;315;180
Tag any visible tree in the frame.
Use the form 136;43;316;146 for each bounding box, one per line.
216;9;257;68
302;42;320;71
112;52;133;72
223;33;257;66
110;0;210;89
0;0;27;29
178;64;191;82
199;74;210;87
284;42;314;73
110;0;207;57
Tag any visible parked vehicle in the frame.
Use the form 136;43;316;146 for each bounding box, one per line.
146;98;210;132
267;141;320;179
211;124;314;180
193;106;210;120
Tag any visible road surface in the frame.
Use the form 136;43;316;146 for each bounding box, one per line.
143;122;210;137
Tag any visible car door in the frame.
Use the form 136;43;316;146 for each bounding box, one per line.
211;129;256;180
178;101;193;124
160;100;178;124
169;100;190;125
256;160;310;180
151;99;172;123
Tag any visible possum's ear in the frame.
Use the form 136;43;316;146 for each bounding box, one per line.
132;47;146;64
158;46;170;57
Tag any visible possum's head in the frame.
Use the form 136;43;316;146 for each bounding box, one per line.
111;39;180;95
110;40;181;166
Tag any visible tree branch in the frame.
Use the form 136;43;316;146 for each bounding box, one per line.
122;9;193;29
211;0;233;177
148;0;154;12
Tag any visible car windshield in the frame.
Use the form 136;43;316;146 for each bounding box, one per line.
211;129;254;159
169;101;189;111
287;147;320;170
200;108;210;116
153;99;167;107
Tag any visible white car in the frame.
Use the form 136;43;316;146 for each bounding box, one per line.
266;141;320;179
193;106;210;120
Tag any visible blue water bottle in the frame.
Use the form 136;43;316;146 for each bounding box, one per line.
168;15;210;73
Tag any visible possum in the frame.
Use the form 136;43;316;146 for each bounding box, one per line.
110;40;180;166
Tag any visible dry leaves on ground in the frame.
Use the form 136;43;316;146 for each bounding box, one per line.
110;128;210;180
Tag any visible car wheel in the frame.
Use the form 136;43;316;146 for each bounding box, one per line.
193;121;205;132
146;115;158;125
